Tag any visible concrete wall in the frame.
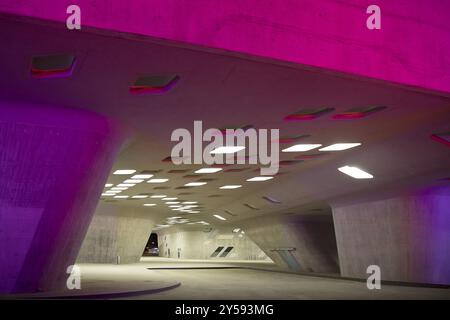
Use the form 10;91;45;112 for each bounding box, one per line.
2;1;450;94
0;101;127;293
77;203;163;264
332;186;450;285
240;214;340;274
156;227;269;261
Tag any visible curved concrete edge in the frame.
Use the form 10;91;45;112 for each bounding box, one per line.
2;281;181;300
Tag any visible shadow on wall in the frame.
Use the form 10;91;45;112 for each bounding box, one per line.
240;212;340;274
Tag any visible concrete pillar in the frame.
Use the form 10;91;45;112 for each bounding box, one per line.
0;101;128;293
332;186;450;285
241;214;340;274
77;203;162;264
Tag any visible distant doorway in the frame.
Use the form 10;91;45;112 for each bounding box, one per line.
143;233;159;256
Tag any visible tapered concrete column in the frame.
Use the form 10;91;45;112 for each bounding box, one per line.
332;186;450;285
77;203;163;264
241;214;340;274
0;101;128;293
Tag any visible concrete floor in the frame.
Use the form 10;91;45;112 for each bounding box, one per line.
63;257;450;300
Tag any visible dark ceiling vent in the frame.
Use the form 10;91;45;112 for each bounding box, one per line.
168;169;190;174
284;107;334;121
278;134;311;144
431;131;450;147
294;153;326;160
244;203;259;210
130;74;179;94
262;196;281;204
225;210;237;216
31;54;75;78
333;106;387;119
279;160;303;166
224;167;250;173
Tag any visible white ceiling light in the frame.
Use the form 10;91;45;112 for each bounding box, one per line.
131;174;153;179
246;176;274;182
114;195;129;199
113;169;136;175
163;197;178;201
189;210;200;213
110;187;128;191
233;228;241;233
117;183;136;187
210;146;245;154
220;185;242;189
338;166;374;179
213;214;227;221
319;143;361;151
182;201;197;204
166;202;180;204
123;179;144;184
104;183;113;188
282;144;322;152
151;195;167;198
168;216;182;219
195;168;223;174
101;193;114;196
147;178;169;183
169;205;181;208
185;182;207;187
143;203;156;207
131;195;149;199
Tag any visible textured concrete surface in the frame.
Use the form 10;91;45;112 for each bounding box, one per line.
333;188;450;285
2;1;450;94
0;101;128;293
240;214;339;274
77;203;164;264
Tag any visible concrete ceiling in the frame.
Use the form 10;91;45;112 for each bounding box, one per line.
1;13;449;228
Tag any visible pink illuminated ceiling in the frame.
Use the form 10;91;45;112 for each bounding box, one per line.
0;13;449;226
1;0;450;95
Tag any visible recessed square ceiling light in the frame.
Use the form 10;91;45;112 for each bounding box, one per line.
333;106;387;119
210;146;245;154
220;185;242;189
129;74;179;94
104;183;113;188
113;169;136;175
117;183;136;187
101;193;115;196
31;54;76;79
195;168;223;174
166;202;180;204
213;214;227;221
284;107;335;121
114;195;129;199
131;195;149;199
162;197;178;201
246;176;274;182
282;144;322;152
147;178;169;183
151;195;167;198
143;203;157;206
123;179;144;184
319;143;361;151
338;166;373;179
185;182;207;187
132;174;153;179
182;201;197;204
